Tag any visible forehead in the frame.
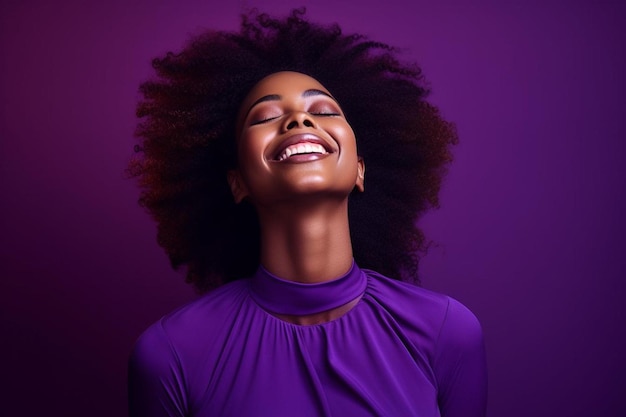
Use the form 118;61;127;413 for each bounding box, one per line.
240;71;331;108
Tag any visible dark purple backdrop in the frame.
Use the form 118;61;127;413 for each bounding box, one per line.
1;1;624;416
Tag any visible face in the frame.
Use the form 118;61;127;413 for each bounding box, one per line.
230;71;364;207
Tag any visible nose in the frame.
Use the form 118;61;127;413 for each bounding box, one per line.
282;111;316;132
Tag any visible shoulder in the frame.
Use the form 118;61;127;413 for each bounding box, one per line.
130;279;250;366
432;296;487;416
128;280;251;415
362;270;487;415
162;279;249;335
363;269;452;331
362;269;484;359
435;295;484;358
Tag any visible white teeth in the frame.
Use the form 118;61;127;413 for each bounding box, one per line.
277;143;328;161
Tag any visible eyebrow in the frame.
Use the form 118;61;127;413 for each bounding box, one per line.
244;89;338;119
302;89;335;100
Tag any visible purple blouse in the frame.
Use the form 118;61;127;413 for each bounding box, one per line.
129;262;487;416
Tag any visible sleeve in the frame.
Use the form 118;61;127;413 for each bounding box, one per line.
433;297;488;417
128;321;189;417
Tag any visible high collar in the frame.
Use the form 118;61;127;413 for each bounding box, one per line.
250;261;367;315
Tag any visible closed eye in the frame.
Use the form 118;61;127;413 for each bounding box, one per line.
308;101;342;117
250;115;281;126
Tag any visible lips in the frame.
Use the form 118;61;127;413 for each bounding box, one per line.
271;133;334;161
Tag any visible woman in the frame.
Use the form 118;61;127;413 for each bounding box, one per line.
128;9;487;417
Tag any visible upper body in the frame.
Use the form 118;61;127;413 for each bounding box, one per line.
129;11;485;416
129;263;487;417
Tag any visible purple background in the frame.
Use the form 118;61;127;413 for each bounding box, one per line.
1;1;624;415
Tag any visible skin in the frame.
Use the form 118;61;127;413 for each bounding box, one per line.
229;71;365;302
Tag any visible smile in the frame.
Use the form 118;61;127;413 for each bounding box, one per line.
277;143;328;161
272;133;334;162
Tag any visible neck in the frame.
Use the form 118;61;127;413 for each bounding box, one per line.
256;198;354;283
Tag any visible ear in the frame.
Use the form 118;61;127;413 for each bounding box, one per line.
227;170;249;204
355;157;365;192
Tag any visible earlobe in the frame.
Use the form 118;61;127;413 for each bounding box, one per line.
227;170;249;203
355;157;365;192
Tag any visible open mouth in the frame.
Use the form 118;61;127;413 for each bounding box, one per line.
272;134;334;162
276;143;328;161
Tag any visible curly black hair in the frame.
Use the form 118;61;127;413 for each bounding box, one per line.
128;8;458;292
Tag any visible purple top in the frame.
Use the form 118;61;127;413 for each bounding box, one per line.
129;263;487;416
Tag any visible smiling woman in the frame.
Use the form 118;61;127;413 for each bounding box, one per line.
128;8;486;417
230;72;363;219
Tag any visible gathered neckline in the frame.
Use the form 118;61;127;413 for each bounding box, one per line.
249;260;367;316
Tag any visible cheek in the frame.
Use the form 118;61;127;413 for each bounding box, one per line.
237;139;259;166
332;124;358;153
237;129;269;164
